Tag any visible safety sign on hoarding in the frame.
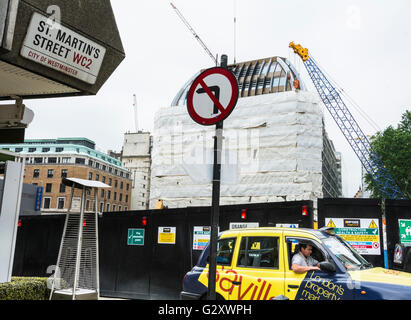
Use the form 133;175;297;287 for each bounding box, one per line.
127;228;145;246
158;226;176;244
187;67;239;126
193;226;211;250
399;219;411;244
325;218;380;255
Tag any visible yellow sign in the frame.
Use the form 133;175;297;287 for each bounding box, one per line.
327;219;336;228
158;227;176;244
369;220;378;228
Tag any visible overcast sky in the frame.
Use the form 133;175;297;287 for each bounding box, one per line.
24;0;411;197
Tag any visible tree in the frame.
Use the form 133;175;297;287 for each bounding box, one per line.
364;110;411;199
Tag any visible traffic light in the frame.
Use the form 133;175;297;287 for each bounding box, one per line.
302;205;308;216
241;209;247;220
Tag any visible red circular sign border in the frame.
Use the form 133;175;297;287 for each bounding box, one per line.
186;67;239;126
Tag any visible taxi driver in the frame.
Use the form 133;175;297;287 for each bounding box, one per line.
291;244;321;273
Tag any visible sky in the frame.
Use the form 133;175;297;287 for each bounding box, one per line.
23;0;411;197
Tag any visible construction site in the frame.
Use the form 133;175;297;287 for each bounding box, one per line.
0;0;410;304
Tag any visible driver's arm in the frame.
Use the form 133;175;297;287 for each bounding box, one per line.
291;264;320;274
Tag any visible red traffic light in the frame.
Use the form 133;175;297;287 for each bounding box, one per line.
302;205;308;216
83;220;87;227
241;209;247;220
142;216;147;226
18;220;21;227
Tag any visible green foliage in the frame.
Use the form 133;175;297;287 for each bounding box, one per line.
365;110;411;199
0;277;50;300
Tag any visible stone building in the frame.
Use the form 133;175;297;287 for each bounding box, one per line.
121;131;152;210
0;137;132;213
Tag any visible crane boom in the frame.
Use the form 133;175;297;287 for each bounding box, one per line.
170;2;217;65
289;42;405;200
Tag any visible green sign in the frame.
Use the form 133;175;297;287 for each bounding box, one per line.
399;219;411;244
128;228;145;246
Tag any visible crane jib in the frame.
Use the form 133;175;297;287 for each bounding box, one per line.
292;46;405;199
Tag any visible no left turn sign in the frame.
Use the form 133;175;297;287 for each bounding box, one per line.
187;67;239;126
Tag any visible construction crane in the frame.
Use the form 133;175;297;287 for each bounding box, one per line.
289;42;405;200
170;2;218;66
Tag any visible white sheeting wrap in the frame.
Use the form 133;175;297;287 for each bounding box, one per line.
150;91;324;208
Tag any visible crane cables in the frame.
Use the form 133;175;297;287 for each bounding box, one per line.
309;54;381;133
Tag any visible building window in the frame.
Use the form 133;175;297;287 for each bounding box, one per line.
43;197;51;209
99;202;104;213
95;163;100;169
102;165;106;171
108;178;112;186
107;190;111;199
141;202;145;206
124;206;128;211
15;147;23;152
28;147;36;153
33;169;40;178
126;184;129;191
102;176;106;183
47;169;54;178
56;147;64;152
42;147;50;152
112;205;116;211
34;157;43;164
114;192;117;201
45;183;52;193
75;158;85;164
119;194;122;202
48;157;57;164
101;189;105;198
125;195;128;203
120;181;123;189
62;157;71;163
118;205;122;211
88;160;93;166
57;197;65;209
114;180;118;188
86;199;90;211
61;169;68;178
89;172;93;180
106;203;110;212
59;183;66;193
95;174;99;181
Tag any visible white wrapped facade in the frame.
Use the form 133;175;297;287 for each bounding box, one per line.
149;56;341;209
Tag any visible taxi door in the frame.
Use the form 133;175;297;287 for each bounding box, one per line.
226;231;285;300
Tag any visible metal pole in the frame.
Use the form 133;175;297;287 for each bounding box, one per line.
207;54;228;300
73;185;86;299
381;198;389;269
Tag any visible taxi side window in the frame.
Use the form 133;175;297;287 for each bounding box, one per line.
216;238;236;266
237;236;279;269
286;238;325;270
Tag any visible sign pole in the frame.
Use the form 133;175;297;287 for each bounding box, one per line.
207;54;228;300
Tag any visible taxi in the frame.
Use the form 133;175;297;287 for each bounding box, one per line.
180;227;411;300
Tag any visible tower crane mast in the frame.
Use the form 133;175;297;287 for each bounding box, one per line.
289;42;405;200
170;2;218;65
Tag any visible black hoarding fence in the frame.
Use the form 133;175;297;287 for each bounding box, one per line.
317;198;385;268
13;200;313;300
12;214;66;277
385;199;411;271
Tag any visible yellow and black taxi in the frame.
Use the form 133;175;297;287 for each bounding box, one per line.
180;227;411;300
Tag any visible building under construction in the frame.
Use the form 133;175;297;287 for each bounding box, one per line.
149;56;342;209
